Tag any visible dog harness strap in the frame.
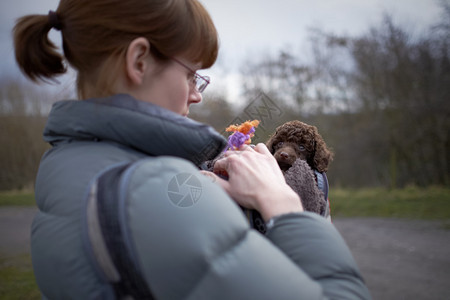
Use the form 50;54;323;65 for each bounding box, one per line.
314;170;331;218
322;172;329;201
315;171;324;196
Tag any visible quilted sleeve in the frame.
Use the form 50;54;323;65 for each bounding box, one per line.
124;157;370;300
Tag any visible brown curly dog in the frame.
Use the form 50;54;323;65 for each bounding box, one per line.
266;120;334;173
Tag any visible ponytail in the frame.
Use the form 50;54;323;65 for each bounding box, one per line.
12;0;218;99
13;13;66;82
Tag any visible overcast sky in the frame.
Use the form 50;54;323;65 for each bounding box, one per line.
0;0;444;99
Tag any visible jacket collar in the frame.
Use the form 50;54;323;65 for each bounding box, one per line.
43;94;227;165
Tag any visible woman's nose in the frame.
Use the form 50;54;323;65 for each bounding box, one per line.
189;89;202;104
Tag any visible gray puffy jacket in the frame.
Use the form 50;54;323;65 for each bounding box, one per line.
32;94;371;299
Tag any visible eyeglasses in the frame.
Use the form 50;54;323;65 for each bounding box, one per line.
171;58;210;93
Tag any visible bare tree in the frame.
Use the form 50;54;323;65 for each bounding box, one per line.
238;8;449;188
0;79;53;190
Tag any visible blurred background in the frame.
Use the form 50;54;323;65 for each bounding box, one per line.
1;2;449;298
0;0;449;190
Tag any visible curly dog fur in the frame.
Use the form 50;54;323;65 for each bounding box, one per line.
202;120;333;217
266;120;333;173
284;159;327;214
266;120;334;215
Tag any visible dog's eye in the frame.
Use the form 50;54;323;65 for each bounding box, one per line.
276;142;284;148
298;145;306;151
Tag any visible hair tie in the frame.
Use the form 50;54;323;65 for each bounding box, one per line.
48;10;62;31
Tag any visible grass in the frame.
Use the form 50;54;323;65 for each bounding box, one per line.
330;186;450;219
0;192;35;207
1;186;449;218
0;186;448;299
0;254;40;300
0;192;39;299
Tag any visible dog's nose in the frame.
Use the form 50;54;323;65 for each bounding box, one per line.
280;152;289;159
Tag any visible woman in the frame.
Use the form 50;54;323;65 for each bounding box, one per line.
14;0;370;299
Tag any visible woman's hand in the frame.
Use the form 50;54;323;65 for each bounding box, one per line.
201;143;303;221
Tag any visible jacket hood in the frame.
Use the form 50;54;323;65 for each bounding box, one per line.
43;94;227;165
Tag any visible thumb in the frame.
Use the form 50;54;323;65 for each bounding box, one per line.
254;143;271;155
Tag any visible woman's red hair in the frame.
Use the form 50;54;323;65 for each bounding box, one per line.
14;0;219;98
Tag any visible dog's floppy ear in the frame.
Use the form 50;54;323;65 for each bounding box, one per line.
312;128;334;173
266;127;283;154
265;134;276;154
266;123;285;154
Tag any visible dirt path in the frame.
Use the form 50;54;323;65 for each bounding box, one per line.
0;206;37;256
1;207;449;299
333;218;450;300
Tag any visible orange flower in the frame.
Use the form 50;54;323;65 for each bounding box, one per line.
226;120;260;135
225;120;260;149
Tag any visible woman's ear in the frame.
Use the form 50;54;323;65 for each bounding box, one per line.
125;37;151;86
